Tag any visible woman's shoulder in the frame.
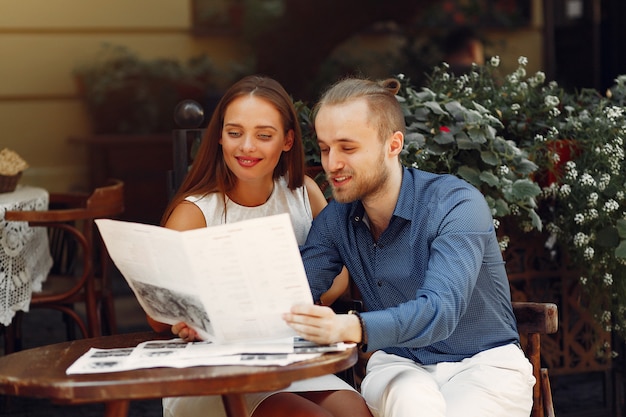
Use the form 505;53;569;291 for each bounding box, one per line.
165;200;207;230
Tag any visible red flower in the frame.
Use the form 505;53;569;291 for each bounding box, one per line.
440;126;451;133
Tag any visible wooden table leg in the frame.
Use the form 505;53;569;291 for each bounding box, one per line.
222;394;250;417
104;400;130;417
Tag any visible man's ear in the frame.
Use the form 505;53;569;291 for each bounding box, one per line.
283;129;295;151
388;131;404;157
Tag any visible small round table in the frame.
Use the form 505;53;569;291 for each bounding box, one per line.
0;331;358;417
0;185;53;325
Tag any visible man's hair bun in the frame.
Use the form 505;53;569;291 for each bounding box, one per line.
379;78;401;95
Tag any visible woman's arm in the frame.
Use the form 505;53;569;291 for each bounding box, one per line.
304;175;328;217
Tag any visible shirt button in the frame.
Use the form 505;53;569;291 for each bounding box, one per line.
377;281;383;287
354;216;360;222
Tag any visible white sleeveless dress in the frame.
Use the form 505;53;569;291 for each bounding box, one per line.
163;177;356;417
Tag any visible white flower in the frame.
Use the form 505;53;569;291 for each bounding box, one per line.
587;192;598;206
535;71;546;84
580;173;596;187
490;56;500;67
574;213;585;224
518;56;528;66
549;108;561;117
574;232;590;247
584;246;594;260
604;273;614;286
604;199;619;213
559;184;571;196
498;235;509;252
545;95;560;108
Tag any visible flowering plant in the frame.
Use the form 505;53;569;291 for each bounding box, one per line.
396;58;626;337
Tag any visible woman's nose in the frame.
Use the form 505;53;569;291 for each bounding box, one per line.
240;134;256;151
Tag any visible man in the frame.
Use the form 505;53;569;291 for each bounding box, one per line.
283;77;534;417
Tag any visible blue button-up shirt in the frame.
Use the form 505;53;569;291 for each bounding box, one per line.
301;167;519;365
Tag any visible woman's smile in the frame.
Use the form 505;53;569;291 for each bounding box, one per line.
236;156;262;167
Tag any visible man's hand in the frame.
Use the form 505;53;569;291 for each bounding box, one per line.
282;303;362;345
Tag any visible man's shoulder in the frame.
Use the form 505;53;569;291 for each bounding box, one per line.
404;168;476;195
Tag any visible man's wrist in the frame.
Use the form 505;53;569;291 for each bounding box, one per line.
348;310;368;351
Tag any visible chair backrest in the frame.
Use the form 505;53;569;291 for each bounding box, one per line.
512;301;558;417
4;179;125;339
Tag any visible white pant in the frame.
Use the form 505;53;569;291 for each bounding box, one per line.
360;344;535;417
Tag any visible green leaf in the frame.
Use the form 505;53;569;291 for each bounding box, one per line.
617;218;626;238
479;171;500;187
510;179;542;199
457;136;480;150
616;240;626;260
434;131;455;144
514;159;538;175
424;143;446;155
405;132;425;147
467;127;487;143
457;166;481;186
480;150;500;165
494;198;509;216
424;101;447;115
529;210;542;231
444;101;465;119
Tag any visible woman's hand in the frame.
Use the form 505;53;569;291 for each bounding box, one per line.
282;304;362;345
171;322;201;342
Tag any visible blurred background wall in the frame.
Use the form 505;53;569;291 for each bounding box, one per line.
0;0;610;215
0;0;246;193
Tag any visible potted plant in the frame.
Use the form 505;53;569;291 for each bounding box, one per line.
396;57;626;367
294;100;331;198
74;44;222;134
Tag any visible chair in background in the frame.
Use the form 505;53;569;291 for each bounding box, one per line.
167;99;206;200
3;179;124;352
513;301;558;417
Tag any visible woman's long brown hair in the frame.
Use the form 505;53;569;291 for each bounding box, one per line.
161;75;305;225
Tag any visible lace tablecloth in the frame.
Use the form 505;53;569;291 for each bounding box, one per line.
0;186;53;326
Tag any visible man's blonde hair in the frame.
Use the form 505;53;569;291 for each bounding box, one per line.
313;77;405;140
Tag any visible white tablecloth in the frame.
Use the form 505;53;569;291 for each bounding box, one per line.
0;185;53;325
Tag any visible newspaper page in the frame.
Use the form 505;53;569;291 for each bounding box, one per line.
95;213;314;343
66;338;356;374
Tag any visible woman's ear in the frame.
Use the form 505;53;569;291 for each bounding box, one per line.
283;129;295;151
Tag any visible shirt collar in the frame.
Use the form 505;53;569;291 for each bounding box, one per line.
348;167;415;223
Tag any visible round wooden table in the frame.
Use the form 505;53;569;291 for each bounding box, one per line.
0;331;357;417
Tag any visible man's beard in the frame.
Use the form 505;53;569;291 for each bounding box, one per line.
330;153;389;203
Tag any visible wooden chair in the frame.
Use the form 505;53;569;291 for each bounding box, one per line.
3;179;124;352
333;284;558;417
513;301;558;417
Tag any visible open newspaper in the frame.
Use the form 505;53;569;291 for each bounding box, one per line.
95;213;314;344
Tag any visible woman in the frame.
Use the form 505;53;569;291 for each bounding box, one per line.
148;75;370;417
